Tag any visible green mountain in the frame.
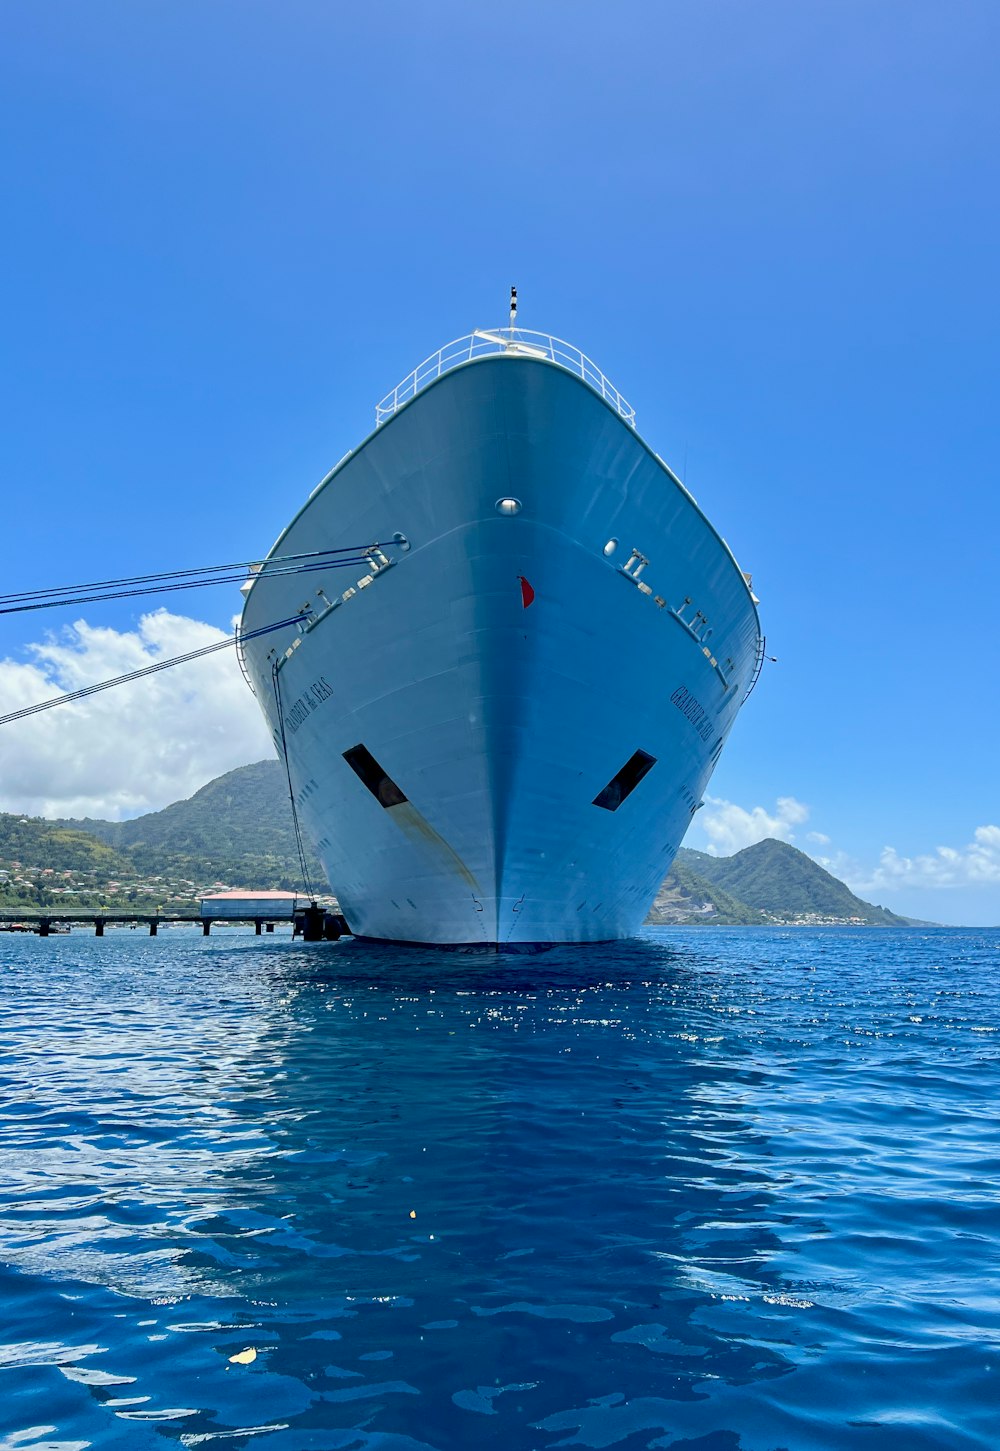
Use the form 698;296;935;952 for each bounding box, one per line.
648;853;769;925
0;815;133;876
58;761;327;891
677;838;909;925
0;761;914;925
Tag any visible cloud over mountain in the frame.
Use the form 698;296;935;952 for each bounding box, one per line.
697;794;810;856
0;610;273;819
843;826;1000;893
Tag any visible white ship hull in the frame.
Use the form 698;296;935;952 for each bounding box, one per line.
240;345;761;946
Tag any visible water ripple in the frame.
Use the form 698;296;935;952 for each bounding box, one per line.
0;927;997;1449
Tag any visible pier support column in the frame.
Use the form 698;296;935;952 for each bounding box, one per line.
301;903;325;942
149;919;158;936
265;922;274;933
39;918;50;937
254;918;263;935
202;919;211;935
94;919;104;937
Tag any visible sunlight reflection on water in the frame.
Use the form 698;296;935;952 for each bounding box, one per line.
1;926;998;1449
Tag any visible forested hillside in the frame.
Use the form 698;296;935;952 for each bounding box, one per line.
58;762;326;890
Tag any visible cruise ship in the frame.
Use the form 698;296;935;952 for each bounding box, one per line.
238;316;762;947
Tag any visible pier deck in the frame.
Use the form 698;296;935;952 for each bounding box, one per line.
0;907;351;941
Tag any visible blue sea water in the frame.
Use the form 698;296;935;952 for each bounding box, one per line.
1;927;998;1451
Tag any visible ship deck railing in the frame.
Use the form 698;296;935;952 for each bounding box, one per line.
234;622;256;697
375;328;637;429
742;634;767;703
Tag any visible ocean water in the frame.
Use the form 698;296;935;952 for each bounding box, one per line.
0;928;998;1451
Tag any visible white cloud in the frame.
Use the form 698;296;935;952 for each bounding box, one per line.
806;831;831;846
697;795;809;856
0;610;274;819
838;827;1000;894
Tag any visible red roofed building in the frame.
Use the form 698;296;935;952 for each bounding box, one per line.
200;891;302;920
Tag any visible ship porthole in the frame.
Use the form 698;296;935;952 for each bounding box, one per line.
604;537;619;556
496;497;522;516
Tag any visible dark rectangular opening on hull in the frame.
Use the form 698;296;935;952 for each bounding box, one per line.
592;750;657;811
343;744;408;808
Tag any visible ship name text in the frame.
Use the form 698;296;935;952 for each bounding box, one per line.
670;685;714;742
283;676;335;735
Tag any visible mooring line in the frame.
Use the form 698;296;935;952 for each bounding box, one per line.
0;615;306;727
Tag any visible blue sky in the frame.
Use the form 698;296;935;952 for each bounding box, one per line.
2;2;998;923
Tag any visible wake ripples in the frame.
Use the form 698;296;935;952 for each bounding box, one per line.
0;927;998;1450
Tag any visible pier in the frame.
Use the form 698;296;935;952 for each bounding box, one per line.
0;909;351;940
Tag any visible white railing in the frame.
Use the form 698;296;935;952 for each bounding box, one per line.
375;328;636;428
234;625;256;697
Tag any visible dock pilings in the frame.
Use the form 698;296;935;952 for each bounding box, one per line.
2;910;351;940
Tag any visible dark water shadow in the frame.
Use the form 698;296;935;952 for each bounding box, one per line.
0;928;811;1451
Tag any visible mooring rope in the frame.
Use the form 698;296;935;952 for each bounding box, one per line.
0;614;307;728
0;543;393;616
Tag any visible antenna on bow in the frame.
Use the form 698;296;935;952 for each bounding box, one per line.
509;285;517;331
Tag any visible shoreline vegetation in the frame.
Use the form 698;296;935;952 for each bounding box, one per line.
0;761;921;928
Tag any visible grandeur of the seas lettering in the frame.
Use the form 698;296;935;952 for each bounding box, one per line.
670;684;714;742
283;676;335;735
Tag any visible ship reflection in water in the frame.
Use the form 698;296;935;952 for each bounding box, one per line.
1;927;998;1450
